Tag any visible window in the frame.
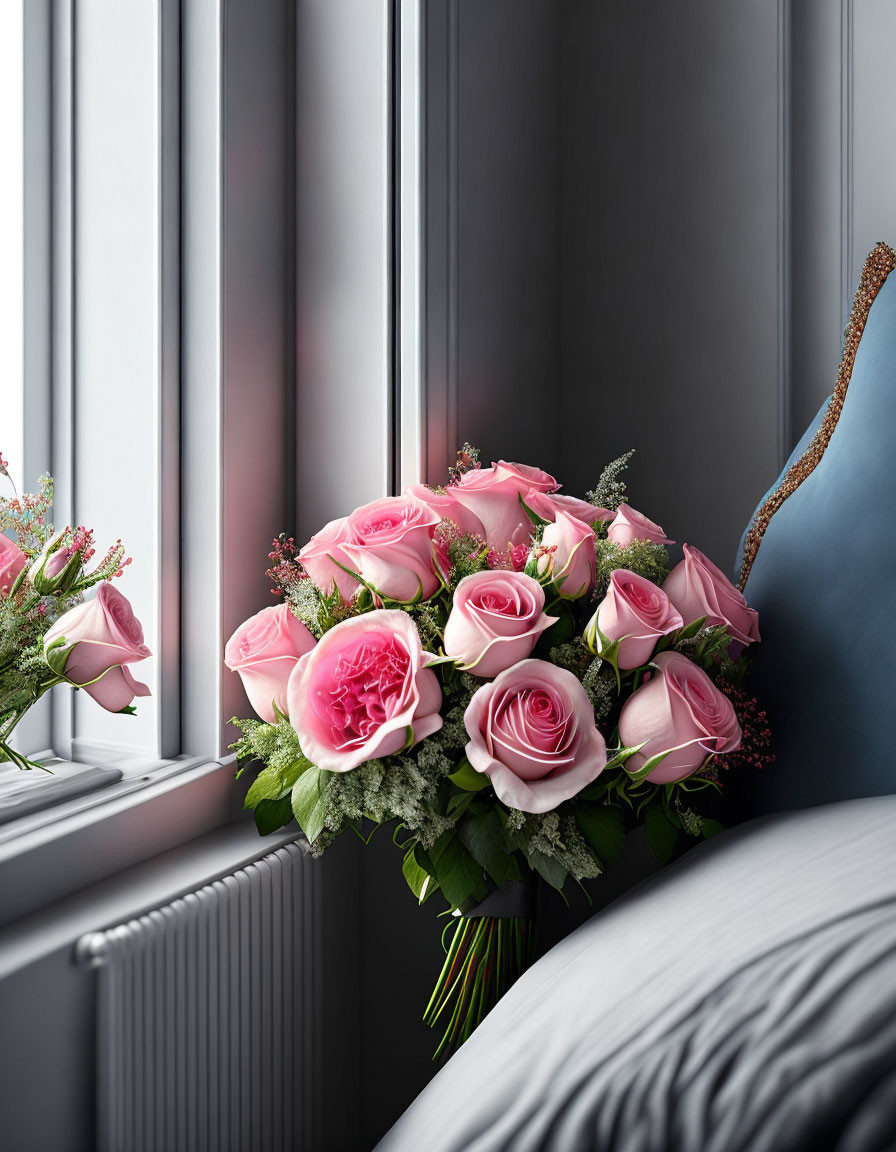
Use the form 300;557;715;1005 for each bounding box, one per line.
0;0;24;484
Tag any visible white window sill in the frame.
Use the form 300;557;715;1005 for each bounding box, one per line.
0;752;253;930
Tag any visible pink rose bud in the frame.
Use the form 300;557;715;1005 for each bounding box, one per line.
443;570;557;678
618;651;741;783
450;460;559;550
287;609;443;772
28;535;82;595
405;483;486;539
0;533;27;596
342;495;441;603
464;659;607;813
663;543;760;649
225;603;316;723
522;489;614;527
540;509;597;599
594;569;683;669
607;503;674;548
44;582;152;713
298;516;360;602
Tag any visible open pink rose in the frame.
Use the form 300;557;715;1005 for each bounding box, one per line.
287;609;442;772
522;489;614;527
663;543;760;649
464;659;607;813
341;496;440;602
405;483;486;539
450;461;559;550
618;651;741;784
594;569;683;669
443;570;556;677
225;603;317;723
0;534;26;596
298;516;360;602
607;503;673;548
541;509;597;599
44;582;152;713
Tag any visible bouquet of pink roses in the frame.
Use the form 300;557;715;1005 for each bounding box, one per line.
0;453;151;770
229;447;771;1054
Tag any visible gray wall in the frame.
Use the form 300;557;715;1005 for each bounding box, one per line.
425;0;896;572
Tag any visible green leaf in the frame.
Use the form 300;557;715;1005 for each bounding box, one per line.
644;805;679;863
458;808;521;887
533;600;577;655
402;846;441;904
244;757;311;810
447;791;476;819
448;757;489;792
574;804;626;869
625;737;708;785
674;616;708;642
253;796;294;836
429;830;488;909
603;743;647;773
527;848;568;895
290;766;332;844
702;818;726;840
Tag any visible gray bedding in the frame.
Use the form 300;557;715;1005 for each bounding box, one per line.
377;796;896;1152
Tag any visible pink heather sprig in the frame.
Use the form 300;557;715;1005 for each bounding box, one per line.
447;442;481;486
76;531;132;589
0;471;54;553
486;543;529;572
713;685;774;775
266;533;308;597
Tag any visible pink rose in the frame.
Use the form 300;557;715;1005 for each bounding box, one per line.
663;543;760;648
0;534;26;596
225;603;317;723
44;582;152;713
298;516;360;602
594;569;683;669
541;509;597;599
443;570;556;677
79;664;151;713
287;609;443;772
405;483;486;539
450;461;559;549
464;659;607;813
618;651;741;783
522;489;614;527
607;503;673;548
341;495;441;603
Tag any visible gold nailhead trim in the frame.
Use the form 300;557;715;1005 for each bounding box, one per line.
738;241;896;591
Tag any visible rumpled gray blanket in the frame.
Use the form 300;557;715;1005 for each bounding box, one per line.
377;796;896;1152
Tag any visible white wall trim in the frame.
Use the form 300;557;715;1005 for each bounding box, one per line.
840;0;855;319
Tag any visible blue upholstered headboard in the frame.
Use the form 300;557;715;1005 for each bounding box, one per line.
737;242;896;813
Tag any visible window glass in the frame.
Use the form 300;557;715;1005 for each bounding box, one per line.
0;0;24;480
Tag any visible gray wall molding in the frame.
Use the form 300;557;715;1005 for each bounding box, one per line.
778;0;793;467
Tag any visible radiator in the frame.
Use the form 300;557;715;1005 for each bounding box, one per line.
77;841;320;1152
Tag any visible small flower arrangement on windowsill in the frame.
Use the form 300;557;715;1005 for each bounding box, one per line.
0;452;151;771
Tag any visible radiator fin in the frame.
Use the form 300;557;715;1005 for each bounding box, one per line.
80;841;319;1152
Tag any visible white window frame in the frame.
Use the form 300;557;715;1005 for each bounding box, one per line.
0;0;309;927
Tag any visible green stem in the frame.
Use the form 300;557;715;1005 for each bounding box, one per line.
424;915;535;1060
